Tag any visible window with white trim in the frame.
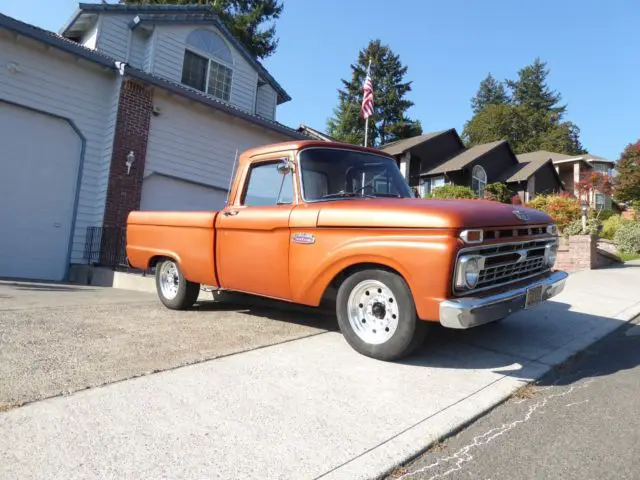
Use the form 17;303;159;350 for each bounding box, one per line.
471;165;487;197
181;29;233;102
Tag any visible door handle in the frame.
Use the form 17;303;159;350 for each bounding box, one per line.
223;210;239;217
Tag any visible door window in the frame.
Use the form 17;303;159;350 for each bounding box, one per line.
242;161;294;206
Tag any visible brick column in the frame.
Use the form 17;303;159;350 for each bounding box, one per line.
101;79;153;266
556;234;598;273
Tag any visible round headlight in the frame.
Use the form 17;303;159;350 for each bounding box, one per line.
465;258;481;288
545;243;558;267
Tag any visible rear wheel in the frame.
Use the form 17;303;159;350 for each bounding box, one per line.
336;269;428;361
155;259;200;310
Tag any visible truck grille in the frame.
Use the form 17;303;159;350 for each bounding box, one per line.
454;238;556;295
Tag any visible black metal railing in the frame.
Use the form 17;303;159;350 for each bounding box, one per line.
84;226;129;268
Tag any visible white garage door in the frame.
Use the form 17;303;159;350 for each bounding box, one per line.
140;174;228;212
0;103;82;281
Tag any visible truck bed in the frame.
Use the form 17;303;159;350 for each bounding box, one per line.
126;211;218;286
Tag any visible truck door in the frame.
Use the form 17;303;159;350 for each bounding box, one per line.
216;157;295;300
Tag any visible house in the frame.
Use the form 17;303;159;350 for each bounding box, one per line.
0;3;306;282
380;130;564;200
517;151;617;210
296;124;336;142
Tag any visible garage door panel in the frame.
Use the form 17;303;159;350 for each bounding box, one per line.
140;175;227;212
0;103;81;281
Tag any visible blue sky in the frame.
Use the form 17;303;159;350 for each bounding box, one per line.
2;0;638;160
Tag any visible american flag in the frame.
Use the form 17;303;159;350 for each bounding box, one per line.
360;61;374;119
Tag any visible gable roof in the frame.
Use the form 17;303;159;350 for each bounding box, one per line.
380;130;454;156
0;12;304;140
423;140;506;176
296;124;336;142
518;150;615;166
60;2;291;104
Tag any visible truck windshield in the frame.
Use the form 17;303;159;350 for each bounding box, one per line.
299;148;413;201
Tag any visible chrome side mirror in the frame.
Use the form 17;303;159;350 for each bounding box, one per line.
276;159;292;175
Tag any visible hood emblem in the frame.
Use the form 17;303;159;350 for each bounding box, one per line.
512;209;528;221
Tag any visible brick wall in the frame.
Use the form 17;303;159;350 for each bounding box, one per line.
100;79;153;265
103;79;153;228
556;234;598;273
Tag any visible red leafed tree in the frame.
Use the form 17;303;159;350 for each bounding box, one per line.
574;171;614;216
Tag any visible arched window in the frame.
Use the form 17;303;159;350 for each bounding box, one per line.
181;29;233;101
471;165;487;197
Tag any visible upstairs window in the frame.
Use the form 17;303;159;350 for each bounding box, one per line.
471;165;487;197
181;29;233;102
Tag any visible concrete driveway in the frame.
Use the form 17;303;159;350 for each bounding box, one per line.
2;263;640;479
0;281;333;409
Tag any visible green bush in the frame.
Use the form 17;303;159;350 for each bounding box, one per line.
430;185;476;199
563;218;601;236
601;214;629;240
591;209;615;221
526;194;581;233
614;221;640;254
483;182;512;203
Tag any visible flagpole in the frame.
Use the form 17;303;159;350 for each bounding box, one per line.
364;58;371;147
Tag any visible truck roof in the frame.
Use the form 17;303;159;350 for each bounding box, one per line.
240;140;391;165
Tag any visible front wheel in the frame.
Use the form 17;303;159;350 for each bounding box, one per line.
336;269;428;361
155;259;200;310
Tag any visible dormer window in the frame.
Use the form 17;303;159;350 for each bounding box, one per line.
181;29;233;102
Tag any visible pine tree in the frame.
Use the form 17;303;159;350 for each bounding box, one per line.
463;58;584;155
470;73;509;114
326;40;422;147
119;0;283;59
614;141;640;203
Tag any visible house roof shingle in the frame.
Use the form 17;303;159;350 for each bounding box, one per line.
423;140;506;176
500;158;550;183
61;2;291;104
517;150;615;166
0;12;305;140
380;130;451;156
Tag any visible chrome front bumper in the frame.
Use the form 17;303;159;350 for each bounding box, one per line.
439;271;569;329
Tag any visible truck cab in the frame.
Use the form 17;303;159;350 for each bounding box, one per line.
127;141;568;361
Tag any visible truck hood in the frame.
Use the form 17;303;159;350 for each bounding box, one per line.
315;198;552;229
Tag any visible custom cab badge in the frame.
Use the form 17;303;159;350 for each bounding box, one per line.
292;232;316;245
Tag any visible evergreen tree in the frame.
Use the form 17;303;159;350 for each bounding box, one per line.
119;0;283;59
470;73;509;114
614;141;640;203
463;58;584;155
326;40;422;147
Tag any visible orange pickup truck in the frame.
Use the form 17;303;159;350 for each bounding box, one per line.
126;140;568;361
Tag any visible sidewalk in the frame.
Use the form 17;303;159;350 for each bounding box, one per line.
2;263;640;480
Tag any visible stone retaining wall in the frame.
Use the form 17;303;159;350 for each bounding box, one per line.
556;234;621;273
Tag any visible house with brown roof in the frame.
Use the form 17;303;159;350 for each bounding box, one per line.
518;151;617;209
380;130;564;201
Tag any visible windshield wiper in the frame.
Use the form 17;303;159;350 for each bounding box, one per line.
321;191;376;200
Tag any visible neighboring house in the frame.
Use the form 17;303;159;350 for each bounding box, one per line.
517;151;617;210
296;124;336;142
0;3;305;282
380;130;563;201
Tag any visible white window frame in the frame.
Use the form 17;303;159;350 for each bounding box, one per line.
182;30;234;103
471;165;487;197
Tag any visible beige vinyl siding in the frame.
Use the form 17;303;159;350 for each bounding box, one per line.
145;91;290;193
151;25;258;113
129;29;148;69
0;32;118;263
95;14;132;61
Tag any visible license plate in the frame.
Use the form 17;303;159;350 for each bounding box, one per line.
525;285;544;309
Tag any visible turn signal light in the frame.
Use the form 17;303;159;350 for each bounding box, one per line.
460;229;483;244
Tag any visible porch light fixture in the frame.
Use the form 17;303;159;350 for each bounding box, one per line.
126;151;135;175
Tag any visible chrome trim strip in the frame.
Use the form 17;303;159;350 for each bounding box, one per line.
440;270;569;329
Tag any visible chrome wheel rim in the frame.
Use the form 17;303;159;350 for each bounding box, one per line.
347;279;399;345
159;261;180;300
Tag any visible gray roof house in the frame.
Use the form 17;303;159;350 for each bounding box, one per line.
0;3;305;282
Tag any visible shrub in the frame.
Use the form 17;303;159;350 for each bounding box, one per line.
614;221;640;254
526;194;581;232
591;209;615;222
483;182;512;203
430;185;476;199
601;214;629;240
564;218;601;236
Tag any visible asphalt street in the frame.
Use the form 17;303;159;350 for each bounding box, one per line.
393;315;640;480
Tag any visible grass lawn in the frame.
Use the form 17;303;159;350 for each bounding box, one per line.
619;252;640;262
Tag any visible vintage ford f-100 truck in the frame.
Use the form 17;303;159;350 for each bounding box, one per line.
126;140;568;361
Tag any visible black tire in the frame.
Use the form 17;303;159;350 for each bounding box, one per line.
336;268;429;361
155;259;200;310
